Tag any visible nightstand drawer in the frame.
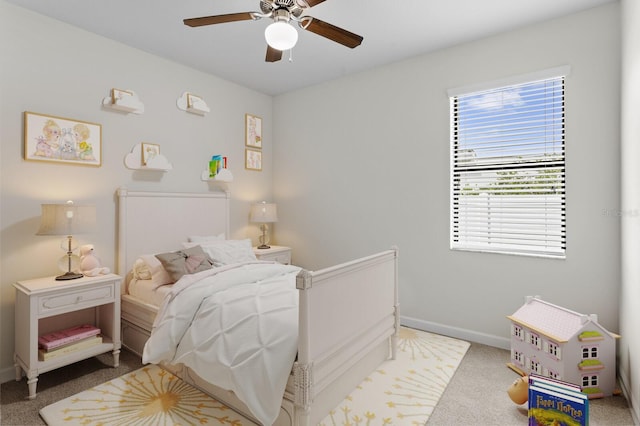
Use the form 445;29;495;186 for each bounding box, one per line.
38;284;114;315
269;252;291;264
253;246;292;264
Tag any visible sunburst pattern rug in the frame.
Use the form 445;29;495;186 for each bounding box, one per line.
318;327;470;426
39;365;250;425
40;327;469;426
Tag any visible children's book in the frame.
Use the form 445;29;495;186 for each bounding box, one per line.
38;335;103;361
528;374;589;426
38;324;101;350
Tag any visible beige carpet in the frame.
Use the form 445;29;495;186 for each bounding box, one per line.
40;327;470;425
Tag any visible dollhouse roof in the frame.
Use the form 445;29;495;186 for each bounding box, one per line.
507;296;612;342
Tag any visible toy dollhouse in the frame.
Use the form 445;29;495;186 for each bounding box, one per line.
507;296;619;398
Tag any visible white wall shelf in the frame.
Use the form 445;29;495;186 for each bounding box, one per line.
200;168;233;182
102;89;144;114
124;143;172;171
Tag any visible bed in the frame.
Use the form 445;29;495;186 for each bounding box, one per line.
116;187;399;426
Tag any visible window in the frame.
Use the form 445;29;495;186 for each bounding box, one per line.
512;324;523;340
582;375;598;387
546;341;562;360
449;69;567;258
528;332;541;349
582;346;598;359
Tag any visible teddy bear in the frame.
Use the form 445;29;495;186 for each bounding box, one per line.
79;244;111;277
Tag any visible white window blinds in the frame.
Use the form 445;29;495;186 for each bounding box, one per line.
450;75;566;258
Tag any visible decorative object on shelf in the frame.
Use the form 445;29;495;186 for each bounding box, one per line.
37;200;96;280
141;143;160;166
23;111;102;167
177;92;210;115
245;148;262;171
124;143;172;171
245;113;262;148
101;88;144;114
79;244;111;277
250;201;277;249
201;155;233;182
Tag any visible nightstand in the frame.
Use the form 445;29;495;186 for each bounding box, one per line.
253;245;292;264
13;273;122;399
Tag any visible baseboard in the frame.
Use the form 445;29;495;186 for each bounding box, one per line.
618;366;640;425
400;315;511;350
1;365;18;385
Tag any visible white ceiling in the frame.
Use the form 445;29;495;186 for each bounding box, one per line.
6;0;616;96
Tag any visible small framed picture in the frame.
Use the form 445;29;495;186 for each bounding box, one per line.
187;93;201;109
111;88;133;104
245;148;262;171
245;113;262;148
141;143;160;166
23;111;102;166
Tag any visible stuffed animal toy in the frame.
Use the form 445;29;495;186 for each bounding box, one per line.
79;244;110;277
507;375;529;405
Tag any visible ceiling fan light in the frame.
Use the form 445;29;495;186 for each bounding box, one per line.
265;21;298;51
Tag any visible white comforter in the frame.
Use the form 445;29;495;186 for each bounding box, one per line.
142;262;302;425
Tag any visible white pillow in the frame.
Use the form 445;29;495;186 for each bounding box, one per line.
188;233;225;243
183;239;256;266
132;254;174;288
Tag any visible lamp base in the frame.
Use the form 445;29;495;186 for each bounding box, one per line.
256;244;271;249
55;271;84;281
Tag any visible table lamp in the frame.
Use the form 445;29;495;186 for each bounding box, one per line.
37;200;96;280
250;201;277;249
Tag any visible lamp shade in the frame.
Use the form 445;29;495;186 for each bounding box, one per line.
264;21;298;51
250;202;278;223
36;202;96;236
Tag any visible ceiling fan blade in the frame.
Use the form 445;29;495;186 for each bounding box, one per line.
301;17;363;48
265;45;283;62
184;12;254;27
304;0;328;7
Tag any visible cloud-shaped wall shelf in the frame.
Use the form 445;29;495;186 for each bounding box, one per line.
177;92;210;115
102;88;144;114
124;143;172;171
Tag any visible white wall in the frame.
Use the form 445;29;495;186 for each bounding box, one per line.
273;3;621;349
620;0;640;422
0;1;274;381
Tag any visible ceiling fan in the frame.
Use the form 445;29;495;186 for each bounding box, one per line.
183;0;363;63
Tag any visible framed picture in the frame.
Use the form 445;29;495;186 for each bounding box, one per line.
23;111;102;166
245;148;262;171
111;88;132;104
187;93;201;109
245;113;262;148
141;143;160;166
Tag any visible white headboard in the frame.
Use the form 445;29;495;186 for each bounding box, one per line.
116;187;231;275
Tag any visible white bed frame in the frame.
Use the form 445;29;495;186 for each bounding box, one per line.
116;187;399;425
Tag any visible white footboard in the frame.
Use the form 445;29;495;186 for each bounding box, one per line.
293;248;399;426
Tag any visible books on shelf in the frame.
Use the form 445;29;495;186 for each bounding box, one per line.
528;374;589;426
38;324;101;351
38;335;103;361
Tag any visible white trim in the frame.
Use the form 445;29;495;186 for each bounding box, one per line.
447;65;571;97
400;315;510;349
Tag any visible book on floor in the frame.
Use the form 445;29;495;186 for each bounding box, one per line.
38;324;101;351
528;374;589;426
38;335;103;361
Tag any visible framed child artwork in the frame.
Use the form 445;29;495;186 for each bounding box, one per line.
245;113;262;148
23;111;102;166
141;143;160;166
245;148;262;171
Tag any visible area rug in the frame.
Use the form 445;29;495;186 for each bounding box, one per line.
39;364;252;425
318;327;470;426
40;327;469;426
